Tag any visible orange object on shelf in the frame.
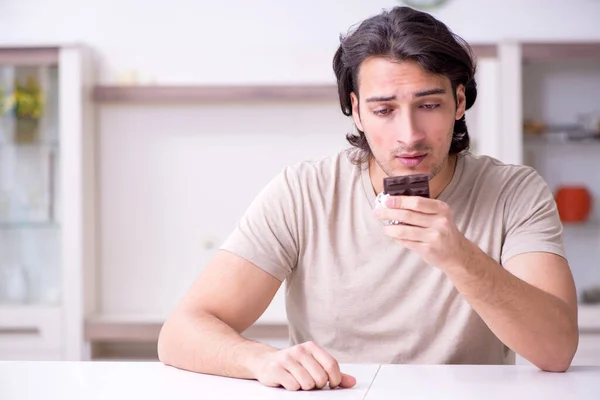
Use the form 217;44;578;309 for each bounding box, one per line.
555;186;592;223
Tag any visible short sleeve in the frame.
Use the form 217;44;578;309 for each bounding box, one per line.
219;167;301;282
501;168;566;265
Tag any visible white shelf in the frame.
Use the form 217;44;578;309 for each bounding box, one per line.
0;47;59;67
524;135;600;146
85;280;288;344
85;313;288;344
85;314;164;342
84;305;600;345
562;221;600;232
0;221;60;230
92;84;339;103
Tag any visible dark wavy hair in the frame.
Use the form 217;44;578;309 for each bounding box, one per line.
333;6;477;164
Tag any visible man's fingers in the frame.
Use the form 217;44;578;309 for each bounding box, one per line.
385;195;440;214
374;208;431;227
383;224;429;242
297;352;329;389
284;359;316;391
396;239;424;252
258;343;355;392
304;342;343;388
276;369;301;391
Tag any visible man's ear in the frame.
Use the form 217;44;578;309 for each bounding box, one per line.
350;92;364;131
455;84;466;120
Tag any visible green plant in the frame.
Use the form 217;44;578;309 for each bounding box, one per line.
14;77;44;120
0;86;6;115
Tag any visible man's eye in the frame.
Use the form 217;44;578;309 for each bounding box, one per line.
373;109;392;116
420;104;440;110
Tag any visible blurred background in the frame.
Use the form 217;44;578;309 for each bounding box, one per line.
0;0;599;365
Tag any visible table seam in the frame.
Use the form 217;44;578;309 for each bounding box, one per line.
362;365;381;400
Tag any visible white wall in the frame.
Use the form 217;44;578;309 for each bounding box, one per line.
99;102;350;316
1;0;599;84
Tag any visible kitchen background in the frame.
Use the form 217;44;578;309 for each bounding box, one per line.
0;0;599;364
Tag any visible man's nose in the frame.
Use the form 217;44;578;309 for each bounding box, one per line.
392;110;425;147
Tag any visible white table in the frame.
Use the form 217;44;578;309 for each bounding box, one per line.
0;362;598;399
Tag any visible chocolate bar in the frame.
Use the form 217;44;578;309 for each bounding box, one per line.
383;174;430;198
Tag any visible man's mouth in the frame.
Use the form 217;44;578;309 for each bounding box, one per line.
396;153;427;167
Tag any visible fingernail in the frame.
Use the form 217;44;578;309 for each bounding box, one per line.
386;197;395;207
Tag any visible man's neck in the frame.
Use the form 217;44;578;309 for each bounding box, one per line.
369;154;458;199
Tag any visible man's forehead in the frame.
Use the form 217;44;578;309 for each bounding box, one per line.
357;57;449;85
356;57;450;95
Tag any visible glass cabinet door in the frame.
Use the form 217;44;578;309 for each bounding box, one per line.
0;63;61;306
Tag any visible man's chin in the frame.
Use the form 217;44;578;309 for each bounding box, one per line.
388;159;432;177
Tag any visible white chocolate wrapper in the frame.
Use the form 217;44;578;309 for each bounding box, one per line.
374;192;401;225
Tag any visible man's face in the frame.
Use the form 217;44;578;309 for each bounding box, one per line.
350;57;466;179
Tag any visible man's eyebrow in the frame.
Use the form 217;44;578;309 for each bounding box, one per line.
365;95;396;103
414;88;446;98
364;88;447;103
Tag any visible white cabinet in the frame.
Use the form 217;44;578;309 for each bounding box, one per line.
0;46;97;360
0;306;61;360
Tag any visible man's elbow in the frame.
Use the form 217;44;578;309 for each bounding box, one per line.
536;331;579;372
537;357;573;373
157;319;174;365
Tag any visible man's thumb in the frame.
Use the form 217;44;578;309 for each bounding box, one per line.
339;373;357;388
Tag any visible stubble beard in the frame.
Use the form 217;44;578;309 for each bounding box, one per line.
371;145;448;180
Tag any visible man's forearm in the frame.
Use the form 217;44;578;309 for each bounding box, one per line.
444;243;578;372
157;311;277;378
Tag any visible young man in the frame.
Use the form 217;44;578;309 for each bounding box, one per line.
158;6;579;391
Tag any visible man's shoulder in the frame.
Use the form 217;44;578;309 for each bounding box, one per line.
257;149;362;205
460;152;550;208
284;148;362;185
462;152;539;184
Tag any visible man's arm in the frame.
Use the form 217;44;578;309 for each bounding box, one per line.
157;250;282;378
157;250;356;390
442;247;578;372
374;195;579;372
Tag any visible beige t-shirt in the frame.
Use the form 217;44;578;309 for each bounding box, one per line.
220;149;566;365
